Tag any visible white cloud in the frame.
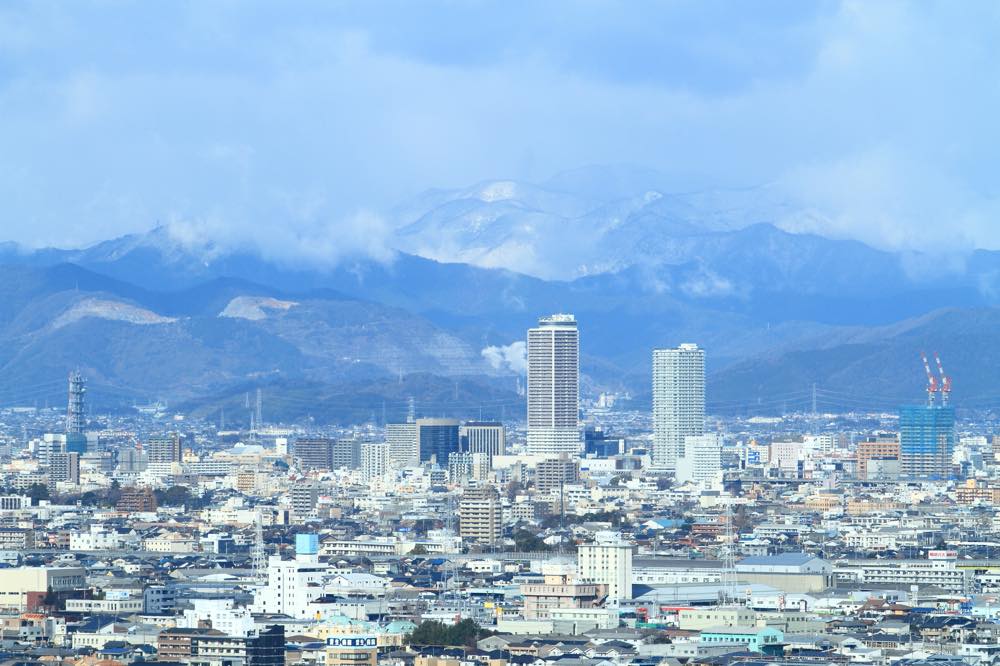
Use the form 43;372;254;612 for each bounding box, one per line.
1;0;999;259
481;341;526;375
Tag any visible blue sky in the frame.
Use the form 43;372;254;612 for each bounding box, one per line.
1;1;999;255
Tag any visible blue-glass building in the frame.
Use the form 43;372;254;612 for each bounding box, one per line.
417;418;460;465
584;426;623;458
899;404;955;480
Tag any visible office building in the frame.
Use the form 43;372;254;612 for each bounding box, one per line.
147;434;182;464
584;426;624;458
246;626;285;666
416;418;460;465
49;452;80;485
527;314;580;456
460;422;506;458
577;532;633;603
900;404;955;480
652;343;705;469
326;636;378;666
535;454;580;495
458;485;502;545
675;434;722;485
386;423;418;469
0;566;86;612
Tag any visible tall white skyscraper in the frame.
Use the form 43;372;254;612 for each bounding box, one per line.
527;314;580;456
652;343;705;469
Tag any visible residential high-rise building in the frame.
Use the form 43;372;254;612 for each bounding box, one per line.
360;442;388;482
330;439;361;470
675;434;722;486
116;487;157;512
290;482;319;517
652;343;705;469
527;314;580;456
460;422;506;459
448;452;474;485
385;423;418;469
416;418;460;465
577;532;633;603
458;485;502;545
856;433;900;480
49;452;80;485
118;447;148;474
535;454;580;495
293;438;333;471
147;434;182;464
36;434;66;466
900;404;955;480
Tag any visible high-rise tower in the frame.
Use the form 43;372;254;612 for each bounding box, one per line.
527;314;580;456
65;371;88;454
899;404;954;480
652;343;705;469
66;371;86;435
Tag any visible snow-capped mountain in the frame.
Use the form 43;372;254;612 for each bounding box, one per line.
390;168;831;280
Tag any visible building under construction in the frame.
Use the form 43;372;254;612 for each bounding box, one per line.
899;353;955;480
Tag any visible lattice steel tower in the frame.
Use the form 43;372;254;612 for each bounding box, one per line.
66;371;87;435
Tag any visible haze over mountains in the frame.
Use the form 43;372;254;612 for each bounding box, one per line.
3;166;1000;422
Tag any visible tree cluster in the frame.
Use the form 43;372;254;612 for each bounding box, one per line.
407;619;484;648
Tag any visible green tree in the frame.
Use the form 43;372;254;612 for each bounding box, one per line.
155;485;192;507
407;619;483;647
27;483;49;505
512;529;551;552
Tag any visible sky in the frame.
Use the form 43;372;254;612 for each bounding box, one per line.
1;0;999;256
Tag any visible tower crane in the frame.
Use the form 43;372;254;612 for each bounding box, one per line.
934;353;951;405
920;352;938;406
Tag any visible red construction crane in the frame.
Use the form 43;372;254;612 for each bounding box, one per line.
921;352;938;406
934;353;951;405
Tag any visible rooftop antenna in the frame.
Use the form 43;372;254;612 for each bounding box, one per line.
252;509;267;584
720;502;737;604
920;352;938;406
255;388;263;427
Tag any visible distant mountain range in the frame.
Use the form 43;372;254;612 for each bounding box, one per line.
3;166;1000;421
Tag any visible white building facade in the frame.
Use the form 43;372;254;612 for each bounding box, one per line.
527;314;580;456
652;343;705;469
